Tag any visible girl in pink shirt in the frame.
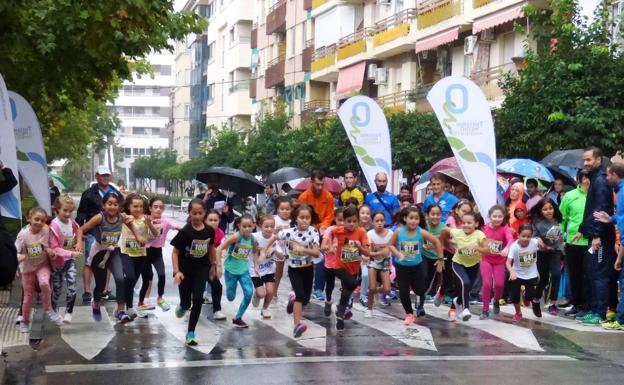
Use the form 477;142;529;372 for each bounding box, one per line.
15;207;63;332
204;209;226;321
480;205;514;319
320;208;344;318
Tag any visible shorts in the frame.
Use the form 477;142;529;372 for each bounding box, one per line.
367;257;390;272
252;273;276;288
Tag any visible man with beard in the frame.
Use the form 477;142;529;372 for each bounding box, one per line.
364;172;400;227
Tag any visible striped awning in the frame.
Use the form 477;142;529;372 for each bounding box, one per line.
415;27;460;53
473;4;524;34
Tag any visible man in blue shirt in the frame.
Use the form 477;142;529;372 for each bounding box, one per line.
364;172;400;226
422;173;459;223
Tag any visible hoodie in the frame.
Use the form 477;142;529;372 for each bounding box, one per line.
510;202;529;236
508;182;525;229
580;167;615;240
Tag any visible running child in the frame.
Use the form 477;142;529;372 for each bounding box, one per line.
205;209;226;321
272;197;293;302
16;207;63;332
171;199;217;345
506;224;542;321
422;204;443;305
358;204;372;307
251;215;278;319
49;194;82;323
389;206;443;325
218;214;259;328
320;207;344;317
366;211;393;318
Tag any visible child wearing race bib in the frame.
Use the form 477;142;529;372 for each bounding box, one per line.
49;194;82;323
204;210;226;321
272;197;292;304
479;205;514;320
320;208;344;317
389;206;443;325
218;214;259;328
366;211;393;318
251;215;278;319
441;211;490;322
358;205;373;308
265;204;320;338
506;224;542;321
171;199;217;345
137;197;179;317
16;207;63;333
423;204;444;308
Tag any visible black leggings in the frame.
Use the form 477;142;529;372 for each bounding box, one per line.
440;251;456;298
288;266;313;306
92;249;125;305
121;254;147;309
452;262;479;310
535;250;562;302
324;267;336;302
333;268;358;316
139;247;166;303
208;277;223;312
509;276;538;304
179;264;209;333
395;262;427;314
565;244;589;308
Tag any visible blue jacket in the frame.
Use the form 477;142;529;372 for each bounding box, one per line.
364;191;400;226
580;167;615;240
422;191;459;223
611;180;624;245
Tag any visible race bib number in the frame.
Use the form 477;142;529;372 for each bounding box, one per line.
125;237;142;253
340;240;360;263
371;243;388;260
63;236;76;250
288;240;312;267
26;242;44;259
258;259;275;271
458;247;479;258
231;243;252;260
518;251;536;267
101;231;121;248
400;240;419;260
545;226;562;242
488;240;502;254
189;239;210;258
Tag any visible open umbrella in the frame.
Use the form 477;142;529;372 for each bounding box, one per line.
266;167;308;185
428;157;458;174
294;177;342;195
196;167;264;198
542;149;611;169
49;174;68;191
497;159;555;182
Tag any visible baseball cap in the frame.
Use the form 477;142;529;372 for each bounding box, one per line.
96;165;111;175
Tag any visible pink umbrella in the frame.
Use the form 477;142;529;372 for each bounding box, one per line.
294;177;342;195
428;157;458;174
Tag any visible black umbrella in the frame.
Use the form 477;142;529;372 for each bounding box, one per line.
197;167;264;198
542;149;610;169
265;167;308;184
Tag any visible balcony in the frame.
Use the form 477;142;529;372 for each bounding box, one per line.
228;81;250;95
473;0;496;8
372;9;416;47
266;0;287;35
251;24;258;48
375;90;411;111
311;44;337;72
249;77;257;99
302;39;314;72
265;54;286;88
470;62;515;101
337;29;369;61
302;100;330;121
417;0;462;30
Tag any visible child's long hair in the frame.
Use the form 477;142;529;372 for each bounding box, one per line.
122;193;147;215
102;192;121;207
529;197;562;222
397;206;425;227
450;199;474;224
186;198;207;223
53;193;75;215
292;204;320;226
332;207;345;225
487;204;509;226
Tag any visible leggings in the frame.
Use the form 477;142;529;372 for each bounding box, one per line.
313;257;326;292
120;253;147;309
452;262;480;310
208;277;223;312
179;264;209;332
324;267;336;302
480;260;506;312
22;265;52;324
333;268;358;316
564;244;586;307
92;249;125;304
139;247;166;303
535;250;562;302
225;270;253;319
288;266;314;306
424;258;439;296
440;251;456;298
395;262;427;314
52;259;77;314
509;276;538;304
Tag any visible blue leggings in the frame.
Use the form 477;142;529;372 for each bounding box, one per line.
225;270;253;319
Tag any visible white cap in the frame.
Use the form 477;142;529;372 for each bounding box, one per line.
96;165;111;175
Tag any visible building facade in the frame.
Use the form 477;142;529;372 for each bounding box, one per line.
172;36;192;161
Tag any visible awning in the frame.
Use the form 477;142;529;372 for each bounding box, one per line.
473;4;524;34
415;27;460;53
335;61;367;100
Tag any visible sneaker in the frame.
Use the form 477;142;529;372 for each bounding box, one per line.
548;304;558;316
336;316;345;331
444;295;453;305
100;291;110;301
607;309;617;322
447;308;457;322
312;289;326;302
232;318;248;328
175;305;186;319
82;292;92;305
452;297;460;311
532;301;542;318
479;311;490;320
404;313;414;325
576;312;594;323
581;314;605;325
115;310;131;324
15;314;22;325
601;320;624;330
261;309;272;319
433;292;444;307
498;298;507;306
286;292;295;314
416;306;426;318
138;302;156;311
137;308;148;318
212;311;226;321
557;301;572;310
127;308;138;320
324;301;332;317
379;294;389;306
101;290;116;302
203;293;212;305
493;301;500;315
460;308;471;321
185;331;198;346
19;321;30;333
252;294;261;308
293;323;307;338
565;307;580;317
388;290;398;300
359;297;368;308
63;312;72;323
365;309;373;318
344;308;353;320
512;312;523;322
92;302;102;322
47;310;63;325
157;298;171;311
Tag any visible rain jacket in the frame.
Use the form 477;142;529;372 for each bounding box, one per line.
559;185;588;246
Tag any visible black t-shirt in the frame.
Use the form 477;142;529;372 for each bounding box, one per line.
170;223;215;268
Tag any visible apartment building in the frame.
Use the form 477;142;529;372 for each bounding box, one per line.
172;36;192;161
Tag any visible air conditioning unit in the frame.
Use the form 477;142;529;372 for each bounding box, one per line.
374;68;387;85
464;35;478;55
377;0;392;5
367;63;378;80
481;29;495;41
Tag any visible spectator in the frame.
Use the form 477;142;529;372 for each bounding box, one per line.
195;174;234;233
525;179;542;211
364;172;400;227
549;178;566;206
339;170;365;206
0;160;18;287
262;184;278;215
422;173;459;223
399;184;411;201
49;179;60;207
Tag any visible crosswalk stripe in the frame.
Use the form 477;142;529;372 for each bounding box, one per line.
60;306;116;360
0;307;29;349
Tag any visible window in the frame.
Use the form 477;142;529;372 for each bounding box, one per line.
502;32;515;64
159;107;170;117
206;1;215;19
287;27;295;57
159;65;172;76
124;148;132;157
207;42;215;62
207;83;215;101
221;36;226;67
160;87;170;96
184;103;190;120
229;26;236;45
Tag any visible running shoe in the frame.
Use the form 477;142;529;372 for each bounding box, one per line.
344;308;353;320
557;301;572;310
324;301;332;317
532;301;542;318
138;302;156;311
63;312;72;324
576;312;594;323
359;297;368;308
601;320;624;330
416;306;426;318
157;298;171;311
137;308;148;318
261;309;272;319
203;293;213;305
19;321;29;333
404;313;414;325
379;294;390;306
388;290;398;300
564;307;580;317
312;289;326;302
581;314;605;325
252;294;261;308
294;323;307;338
444;295;453;305
115;310;131;324
175;305;186;319
286;292;295;314
460;308;471;321
100;291;110;301
336;316;345;331
102;290;116;302
185;331;198;346
447;309;457;322
512;312;522;322
212;311;226;321
232;318;249;328
47;310;63;326
82;292;92;305
548;304;558;316
15;314;22;325
365;309;373;318
493;301;500;315
92;302;102;322
433;292;444;307
607;309;617;322
479;311;490;320
127;308;138;320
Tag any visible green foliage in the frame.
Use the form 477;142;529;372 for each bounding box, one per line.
3;195;37;238
132;149;178;183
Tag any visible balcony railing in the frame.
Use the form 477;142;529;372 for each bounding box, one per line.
417;0;462;30
265;54;286;88
302;100;331;121
470;62;515;100
337;29;370;61
375;90;411;111
228;81;250;94
372;8;416;47
251;25;258;48
266;0;287;35
473;0;495;8
302;39;314;72
311;44;337;72
249;77;257;99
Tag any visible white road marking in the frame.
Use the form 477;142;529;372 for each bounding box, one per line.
0;307;29;349
60;306;115;360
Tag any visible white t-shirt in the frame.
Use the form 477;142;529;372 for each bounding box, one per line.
251;232;276;277
507;238;539;280
367;229;393;260
54;217;76;250
273;215;291;255
278;227;320;268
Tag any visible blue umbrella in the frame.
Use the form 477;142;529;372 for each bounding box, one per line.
497;159;555;182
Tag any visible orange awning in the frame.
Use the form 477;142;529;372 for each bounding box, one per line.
473;5;524;34
415;27;460;53
335;61;367;100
